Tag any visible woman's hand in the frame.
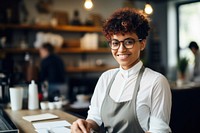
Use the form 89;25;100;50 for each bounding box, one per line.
71;119;95;133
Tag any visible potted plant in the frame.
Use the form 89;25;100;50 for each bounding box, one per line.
177;57;189;80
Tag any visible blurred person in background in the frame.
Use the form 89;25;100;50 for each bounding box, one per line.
189;41;200;82
71;7;171;133
39;42;68;102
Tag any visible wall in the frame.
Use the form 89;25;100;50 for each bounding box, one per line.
22;0;171;76
24;0;125;25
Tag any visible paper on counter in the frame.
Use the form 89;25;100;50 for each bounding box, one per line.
22;113;59;122
35;129;49;133
36;127;71;133
52;127;71;133
33;120;71;130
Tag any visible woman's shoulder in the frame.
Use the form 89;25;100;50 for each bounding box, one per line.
100;68;119;79
102;67;119;75
144;67;168;82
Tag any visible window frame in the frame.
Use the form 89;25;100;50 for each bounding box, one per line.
176;0;200;59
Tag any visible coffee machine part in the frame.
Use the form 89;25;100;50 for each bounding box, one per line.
0;73;10;104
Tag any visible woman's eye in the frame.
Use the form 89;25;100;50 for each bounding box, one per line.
125;40;134;44
112;41;119;46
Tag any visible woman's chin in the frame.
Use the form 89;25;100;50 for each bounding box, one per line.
119;63;131;69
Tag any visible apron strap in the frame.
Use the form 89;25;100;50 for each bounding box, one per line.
105;69;119;95
132;65;145;132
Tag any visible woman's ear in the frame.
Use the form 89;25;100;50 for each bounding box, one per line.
140;39;146;51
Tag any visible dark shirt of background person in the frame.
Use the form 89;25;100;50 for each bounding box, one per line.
39;43;67;101
39;43;65;83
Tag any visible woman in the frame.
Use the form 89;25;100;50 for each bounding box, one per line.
71;7;171;133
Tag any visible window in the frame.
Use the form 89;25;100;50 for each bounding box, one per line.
178;1;200;63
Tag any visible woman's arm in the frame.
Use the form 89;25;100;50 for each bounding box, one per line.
148;75;172;132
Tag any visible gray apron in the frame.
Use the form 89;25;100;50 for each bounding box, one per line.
101;66;145;133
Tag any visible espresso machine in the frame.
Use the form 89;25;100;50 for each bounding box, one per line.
0;73;10;105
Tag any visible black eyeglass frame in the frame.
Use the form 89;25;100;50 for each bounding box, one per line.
108;38;143;50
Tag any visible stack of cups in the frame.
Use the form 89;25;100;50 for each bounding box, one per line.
40;101;62;110
10;87;24;111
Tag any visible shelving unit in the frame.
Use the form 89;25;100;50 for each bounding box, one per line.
0;24;115;73
0;24;102;32
0;47;115;73
0;47;110;54
0;24;116;98
66;66;116;73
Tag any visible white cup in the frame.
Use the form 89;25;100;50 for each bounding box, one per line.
40;101;49;110
48;102;55;110
9;87;24;111
54;101;62;109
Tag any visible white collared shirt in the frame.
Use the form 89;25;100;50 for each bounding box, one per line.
87;61;172;133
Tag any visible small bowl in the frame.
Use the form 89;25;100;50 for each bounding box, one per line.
54;101;62;109
40;101;49;110
76;94;91;102
48;102;55;110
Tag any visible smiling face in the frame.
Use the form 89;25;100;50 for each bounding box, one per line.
111;33;146;70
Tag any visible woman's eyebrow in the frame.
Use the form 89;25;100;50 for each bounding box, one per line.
111;37;134;41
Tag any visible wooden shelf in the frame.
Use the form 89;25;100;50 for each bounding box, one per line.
0;24;102;32
66;66;117;73
57;48;110;54
0;48;38;54
0;48;110;54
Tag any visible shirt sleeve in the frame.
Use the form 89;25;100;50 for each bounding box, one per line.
86;72;107;126
148;75;172;133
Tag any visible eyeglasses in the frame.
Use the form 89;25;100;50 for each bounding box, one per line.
109;38;142;50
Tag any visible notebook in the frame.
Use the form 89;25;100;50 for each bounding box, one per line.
22;113;59;122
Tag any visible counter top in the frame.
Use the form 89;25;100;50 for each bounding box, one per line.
4;109;78;133
170;82;200;90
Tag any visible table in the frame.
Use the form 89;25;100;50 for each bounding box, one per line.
170;85;200;133
4;109;78;133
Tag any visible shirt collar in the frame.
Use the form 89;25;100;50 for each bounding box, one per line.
119;61;143;78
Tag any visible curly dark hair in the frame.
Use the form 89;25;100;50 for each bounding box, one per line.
102;7;150;40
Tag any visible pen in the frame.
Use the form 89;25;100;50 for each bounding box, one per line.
47;127;54;133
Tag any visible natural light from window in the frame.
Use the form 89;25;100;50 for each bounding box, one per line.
179;2;200;64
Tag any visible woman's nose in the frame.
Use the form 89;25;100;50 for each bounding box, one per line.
118;43;127;52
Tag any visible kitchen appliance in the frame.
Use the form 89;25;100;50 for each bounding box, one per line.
0;73;10;104
0;107;19;132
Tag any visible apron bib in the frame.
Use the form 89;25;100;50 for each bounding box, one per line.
101;66;145;133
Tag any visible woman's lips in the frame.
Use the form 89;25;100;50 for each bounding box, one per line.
117;54;130;60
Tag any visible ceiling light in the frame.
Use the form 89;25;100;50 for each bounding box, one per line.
84;0;93;10
144;2;153;15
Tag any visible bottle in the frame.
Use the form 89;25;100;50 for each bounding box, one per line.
24;53;39;83
28;80;39;110
70;10;82;26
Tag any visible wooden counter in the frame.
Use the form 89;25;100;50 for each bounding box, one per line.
5;109;78;133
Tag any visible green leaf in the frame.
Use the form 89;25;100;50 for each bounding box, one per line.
178;57;189;74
